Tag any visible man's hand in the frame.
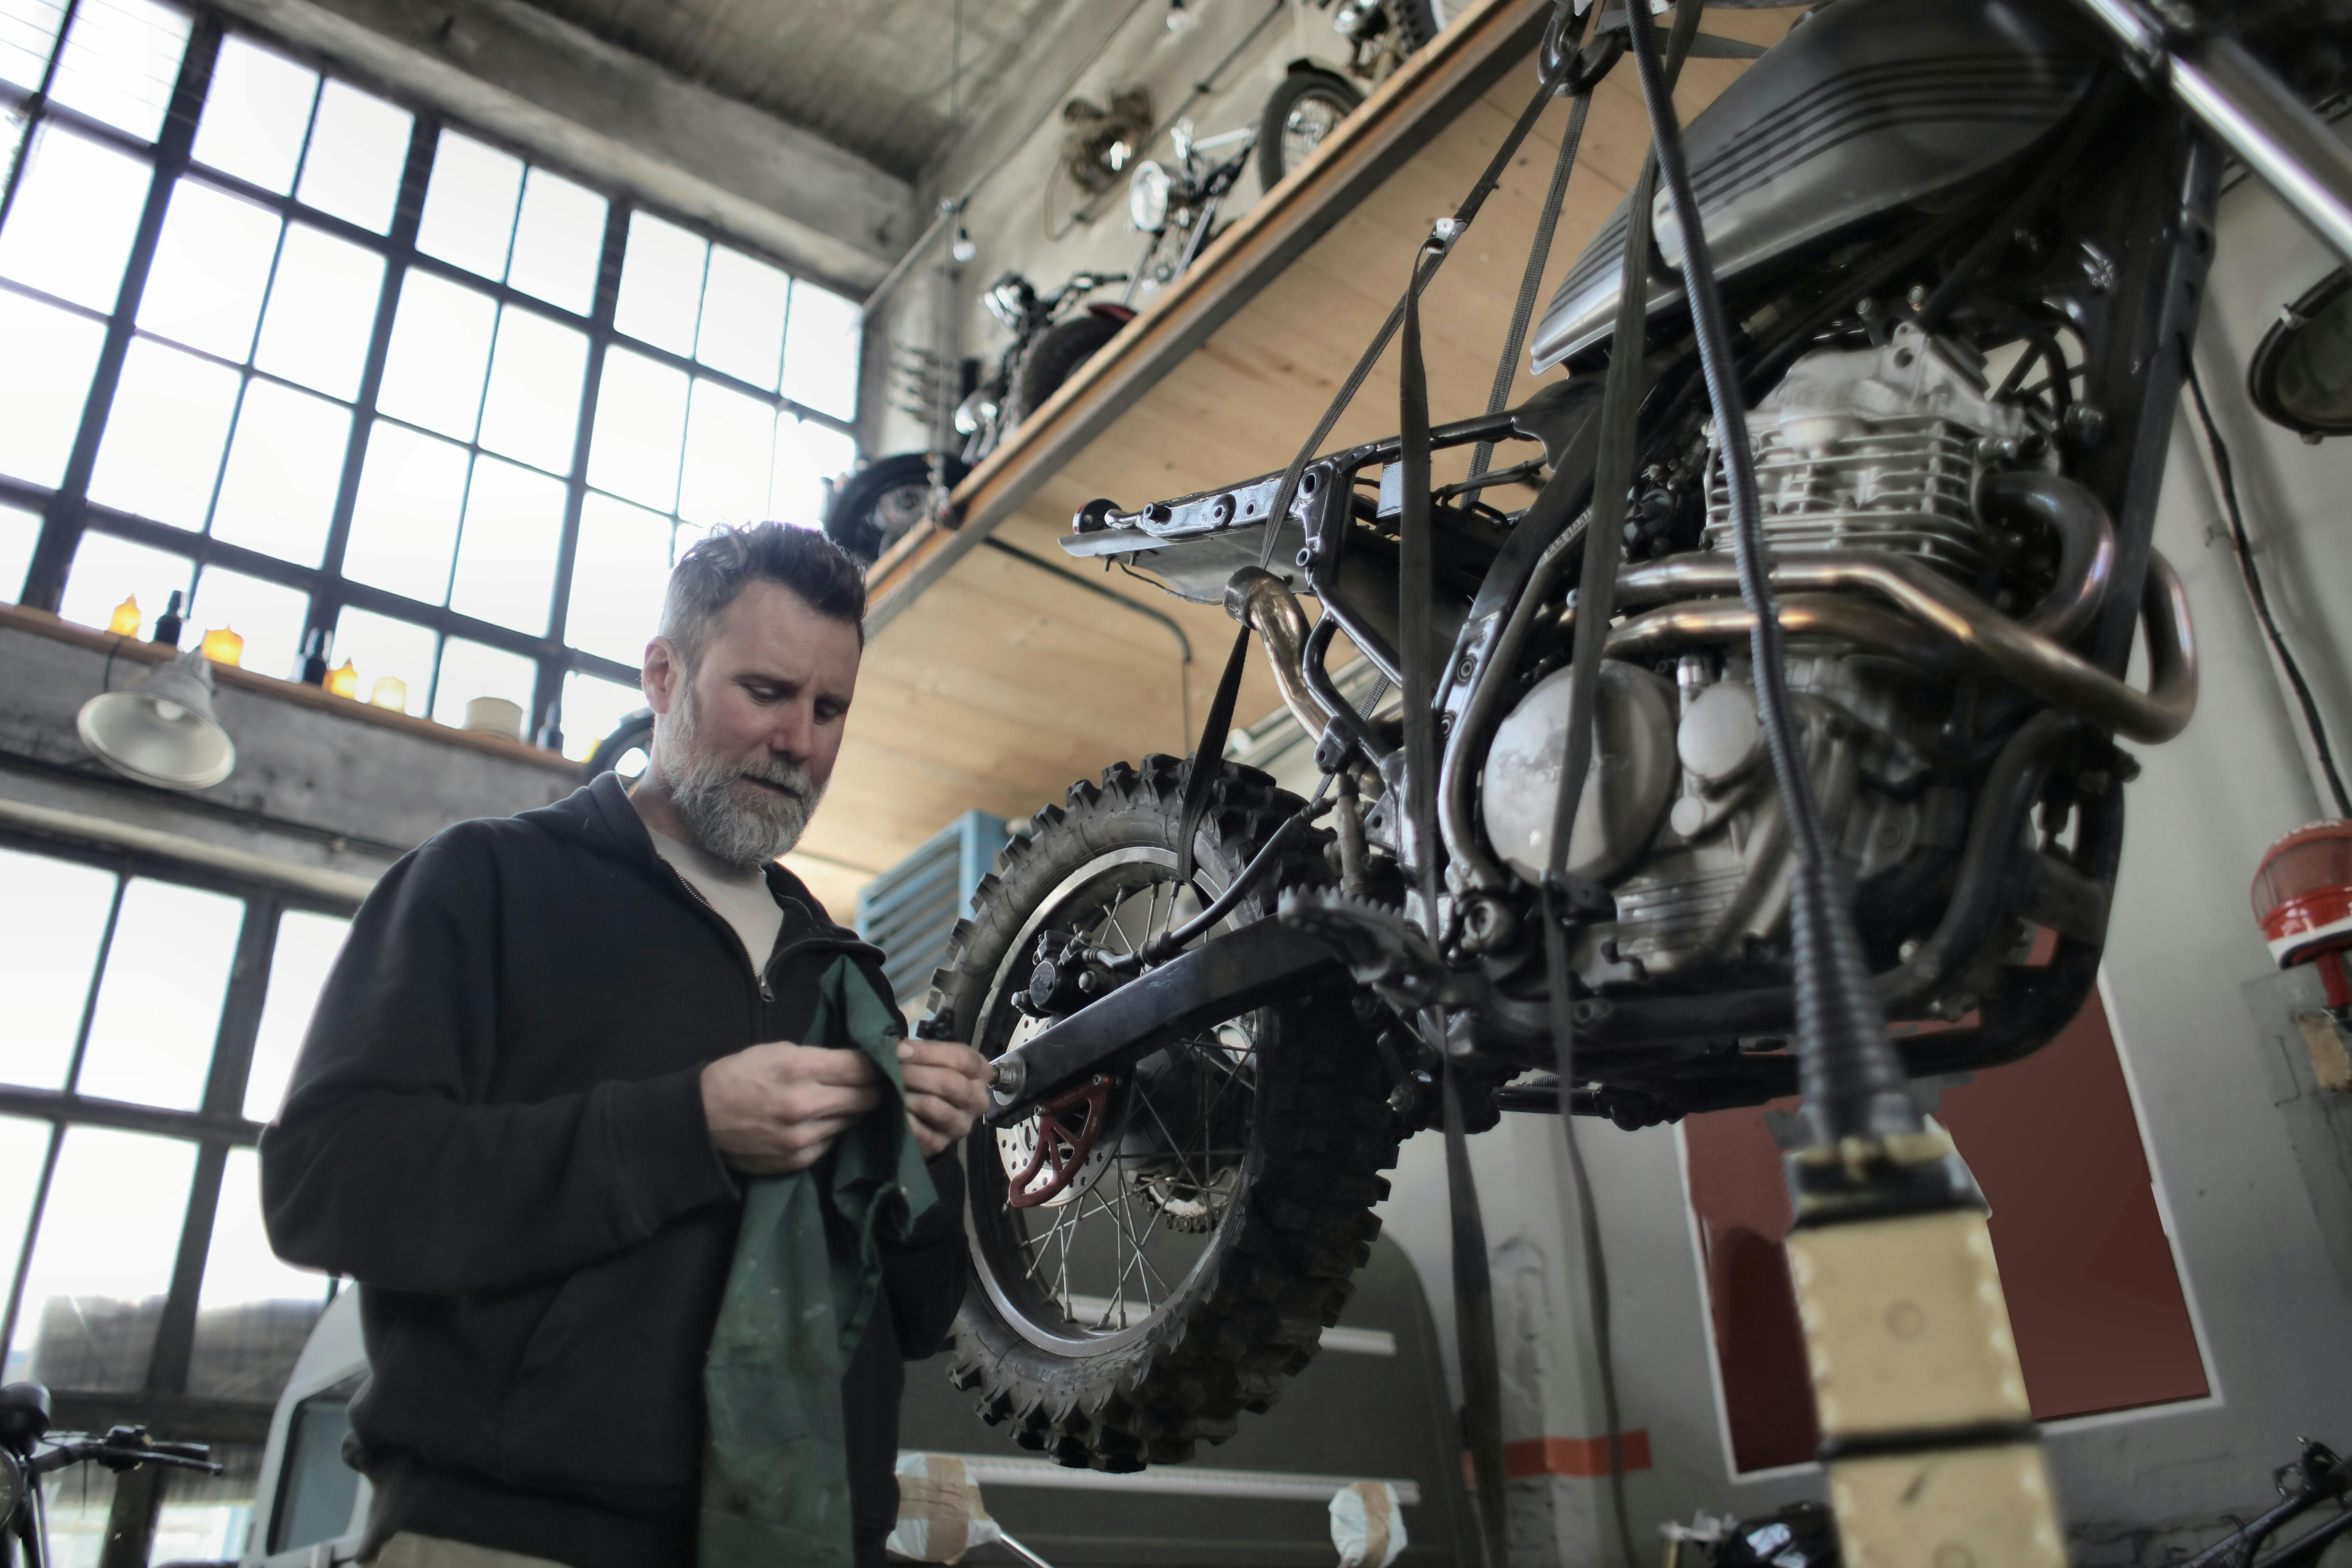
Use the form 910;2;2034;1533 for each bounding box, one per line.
701;1043;880;1175
898;1039;991;1159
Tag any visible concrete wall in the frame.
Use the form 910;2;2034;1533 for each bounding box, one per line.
1247;163;2352;1564
870;0;1343;455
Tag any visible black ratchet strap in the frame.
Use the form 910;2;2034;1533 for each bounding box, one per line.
1254;0;1604;574
1399;228;1512;1568
1174;625;1253;892
1538;6;1705;1565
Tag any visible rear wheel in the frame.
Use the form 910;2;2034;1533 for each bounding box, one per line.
933;756;1401;1469
1008;313;1128;431
823;451;968;568
1256;71;1363;191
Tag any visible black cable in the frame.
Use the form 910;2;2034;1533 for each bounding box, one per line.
2187;359;2352;816
1624;1;1913;1142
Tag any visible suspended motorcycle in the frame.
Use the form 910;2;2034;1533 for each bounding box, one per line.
926;0;2340;1506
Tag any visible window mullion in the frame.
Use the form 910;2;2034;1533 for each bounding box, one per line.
309;113;440;669
200;897;281;1121
0;1121;65;1370
61;869;129;1096
536;200;632;746
20;13;224;613
0;0;82;232
144;1139;228;1397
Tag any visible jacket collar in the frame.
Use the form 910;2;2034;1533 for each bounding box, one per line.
533;770;869;945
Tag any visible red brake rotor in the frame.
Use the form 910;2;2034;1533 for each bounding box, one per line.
1006;1075;1112;1209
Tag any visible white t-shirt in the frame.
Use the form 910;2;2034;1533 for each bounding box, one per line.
648;826;784;973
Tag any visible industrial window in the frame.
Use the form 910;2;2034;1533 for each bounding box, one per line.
0;833;357;1559
0;3;863;760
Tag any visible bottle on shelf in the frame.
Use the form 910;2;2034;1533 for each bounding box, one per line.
152;590;184;648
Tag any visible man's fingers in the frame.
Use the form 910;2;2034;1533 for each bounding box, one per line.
897;1039;989;1080
901;1061;992;1106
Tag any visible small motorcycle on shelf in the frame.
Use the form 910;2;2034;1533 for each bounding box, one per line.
1126;120;1258;295
956;270;1135;465
828;272;1134;568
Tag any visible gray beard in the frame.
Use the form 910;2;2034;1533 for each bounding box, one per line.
657;686;824;871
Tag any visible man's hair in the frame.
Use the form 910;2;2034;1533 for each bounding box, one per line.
658;522;867;672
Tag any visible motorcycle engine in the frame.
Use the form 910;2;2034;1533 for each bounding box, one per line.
1479;322;2044;985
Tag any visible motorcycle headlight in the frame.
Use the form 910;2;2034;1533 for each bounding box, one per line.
1130;161;1171;234
2250;265;2352;440
954;390;995;436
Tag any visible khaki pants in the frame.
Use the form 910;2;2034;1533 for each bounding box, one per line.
366;1533;572;1568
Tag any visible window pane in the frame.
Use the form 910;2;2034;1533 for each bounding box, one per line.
771;416;857;528
89;337;239;528
0;125;152;310
566;490;669;664
0;0;64;92
0;289;104;487
0;1118;50;1359
242;909;348;1122
416;130;521;282
190;35;316;194
189;1149;329;1399
507;166;604;315
294;79;409;234
47;0;189;142
342;420;466;605
376;270;494;441
447;454;560;634
696;245;787;391
780;280;861;421
678;378;775;528
0;502;37;601
560;669;647;763
0;847;115;1091
188;564;308;679
58;528;193;635
76;877;243;1110
586;348;687;510
613;209;703;356
252;223;382;399
137;177;281;361
431;635;535;729
477;306;585;475
331;606;434;715
209;378;350;564
6;1125;196;1391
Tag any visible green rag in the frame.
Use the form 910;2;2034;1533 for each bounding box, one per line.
699;954;940;1567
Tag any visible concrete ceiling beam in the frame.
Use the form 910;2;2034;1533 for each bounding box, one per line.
208;0;918;290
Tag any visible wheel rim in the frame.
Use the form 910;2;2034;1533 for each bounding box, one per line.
967;846;1261;1357
868;479;932;554
1282;91;1349;175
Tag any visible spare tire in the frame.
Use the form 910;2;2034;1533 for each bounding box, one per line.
824;451;969;568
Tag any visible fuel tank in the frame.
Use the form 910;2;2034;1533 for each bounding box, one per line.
1528;0;2098;373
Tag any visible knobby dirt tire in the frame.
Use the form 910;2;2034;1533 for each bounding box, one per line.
930;756;1402;1470
1008;314;1127;431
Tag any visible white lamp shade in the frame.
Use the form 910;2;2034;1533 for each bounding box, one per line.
77;650;237;790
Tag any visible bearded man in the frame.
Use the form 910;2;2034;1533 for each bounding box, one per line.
262;524;991;1568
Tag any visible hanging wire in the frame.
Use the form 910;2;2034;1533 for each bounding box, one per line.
2186;358;2352;816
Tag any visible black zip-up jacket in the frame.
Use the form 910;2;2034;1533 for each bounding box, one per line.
260;772;967;1568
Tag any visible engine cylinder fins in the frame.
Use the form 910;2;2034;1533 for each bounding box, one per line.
1701;323;2039;582
1479;661;1680;886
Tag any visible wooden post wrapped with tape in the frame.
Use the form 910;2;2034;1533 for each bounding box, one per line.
1782;1127;2064;1568
889;1452;999;1564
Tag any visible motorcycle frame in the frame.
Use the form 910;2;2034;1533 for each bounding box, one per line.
989;1;2346;1131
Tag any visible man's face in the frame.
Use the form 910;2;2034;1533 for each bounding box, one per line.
646;580;861;869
